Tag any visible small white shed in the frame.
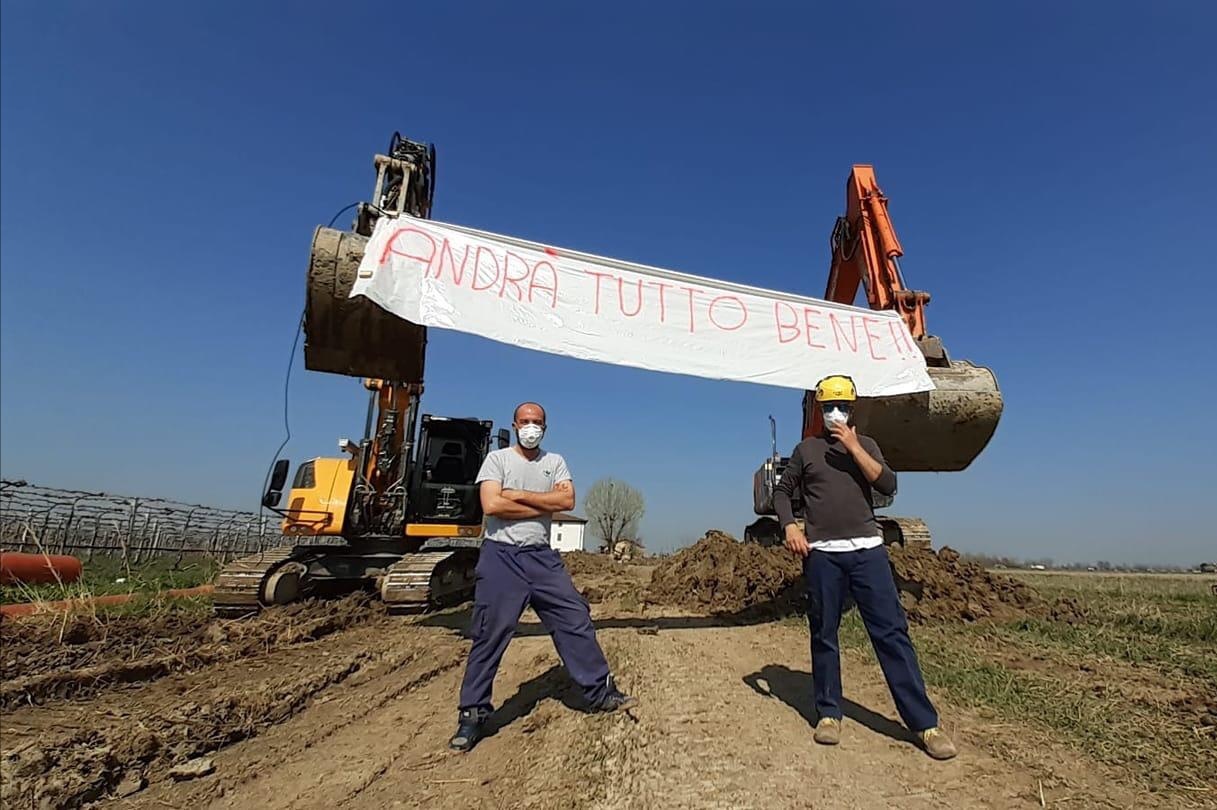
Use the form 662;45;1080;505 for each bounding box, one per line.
550;512;590;552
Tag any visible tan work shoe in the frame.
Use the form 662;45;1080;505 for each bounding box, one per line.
919;726;958;760
813;717;841;745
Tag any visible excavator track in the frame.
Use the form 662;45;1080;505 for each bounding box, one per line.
877;516;933;550
212;541;481;618
380;548;478;612
212;545;306;619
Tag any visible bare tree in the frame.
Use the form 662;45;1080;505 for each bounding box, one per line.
584;478;645;553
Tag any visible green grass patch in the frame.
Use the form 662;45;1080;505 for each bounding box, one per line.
1;553;219;609
997;616;1217;682
909;626;1214;793
1007;571;1214;600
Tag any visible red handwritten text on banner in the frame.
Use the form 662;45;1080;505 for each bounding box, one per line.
351;216;934;396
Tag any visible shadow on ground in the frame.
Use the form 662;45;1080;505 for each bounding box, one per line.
742;663;917;744
465;664;589;742
420;597;809;638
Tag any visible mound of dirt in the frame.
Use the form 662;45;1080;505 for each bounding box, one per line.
563;551;649;608
646;530;1082;624
560;551;617;577
646;530;803;616
889;545;1081;623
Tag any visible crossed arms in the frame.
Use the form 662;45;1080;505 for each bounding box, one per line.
480;480;576;519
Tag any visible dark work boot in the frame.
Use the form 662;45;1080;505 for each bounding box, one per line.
449;708;489;752
589;675;638;713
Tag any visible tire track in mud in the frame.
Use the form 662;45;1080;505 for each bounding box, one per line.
1;594;380;709
1;602;403;809
160;635;471;809
580;620;1166;810
335;632;628;810
143;616;608;810
2;650;372;808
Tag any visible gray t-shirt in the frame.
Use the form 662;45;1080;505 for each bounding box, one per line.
476;447;573;547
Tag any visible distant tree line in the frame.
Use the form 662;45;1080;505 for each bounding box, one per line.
959;552;1212;573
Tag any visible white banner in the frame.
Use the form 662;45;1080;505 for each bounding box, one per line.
350;216;934;396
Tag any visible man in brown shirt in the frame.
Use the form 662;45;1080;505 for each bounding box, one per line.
774;374;957;760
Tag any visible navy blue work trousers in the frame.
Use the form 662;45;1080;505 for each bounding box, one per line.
458;540;612;712
805;545;938;732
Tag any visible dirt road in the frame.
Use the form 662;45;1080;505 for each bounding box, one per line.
2;565;1170;809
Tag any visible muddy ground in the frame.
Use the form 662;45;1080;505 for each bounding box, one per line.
0;538;1209;809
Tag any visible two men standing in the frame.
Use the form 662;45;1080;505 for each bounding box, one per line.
450;383;953;762
774;375;957;760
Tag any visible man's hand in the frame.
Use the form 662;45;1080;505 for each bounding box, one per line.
828;423;893;490
828;421;862;453
784;523;810;558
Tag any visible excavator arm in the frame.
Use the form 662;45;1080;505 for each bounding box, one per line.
825;166;931;346
801;166;1003;471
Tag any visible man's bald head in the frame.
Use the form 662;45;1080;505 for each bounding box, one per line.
513;402;546;427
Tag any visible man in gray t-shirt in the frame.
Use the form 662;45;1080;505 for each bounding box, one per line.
476;445;572;548
449;401;636;752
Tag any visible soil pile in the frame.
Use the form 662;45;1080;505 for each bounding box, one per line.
560;551;618;578
889;545;1082;623
562;551;648;607
646;530;803;616
647;530;1082;624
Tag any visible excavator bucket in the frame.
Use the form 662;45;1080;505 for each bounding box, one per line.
852;359;1002;472
303;226;427;383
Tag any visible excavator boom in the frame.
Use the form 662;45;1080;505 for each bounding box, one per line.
825;166;926;339
809;166;1002;471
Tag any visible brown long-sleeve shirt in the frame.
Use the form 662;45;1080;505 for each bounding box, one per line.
773;434;897;542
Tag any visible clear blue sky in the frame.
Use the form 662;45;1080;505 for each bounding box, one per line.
2;2;1214;566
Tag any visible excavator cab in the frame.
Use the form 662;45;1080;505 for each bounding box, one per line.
408;415;493;526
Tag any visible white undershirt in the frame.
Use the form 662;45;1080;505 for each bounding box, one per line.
809;536;884;553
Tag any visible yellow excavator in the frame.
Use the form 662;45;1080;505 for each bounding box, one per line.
747;166;1003;548
212;134;510;618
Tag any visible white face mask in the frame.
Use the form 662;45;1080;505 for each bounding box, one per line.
517;424;545;449
822;406;850;428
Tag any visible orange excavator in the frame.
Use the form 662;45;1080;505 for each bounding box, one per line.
748;166;1002;547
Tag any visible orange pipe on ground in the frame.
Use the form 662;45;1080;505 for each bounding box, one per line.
0;584;214;619
0;551;83;585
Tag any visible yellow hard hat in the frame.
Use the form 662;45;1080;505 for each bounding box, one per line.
815;375;857;403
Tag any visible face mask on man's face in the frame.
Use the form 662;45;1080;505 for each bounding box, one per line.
517;424;545;449
822;405;851;429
